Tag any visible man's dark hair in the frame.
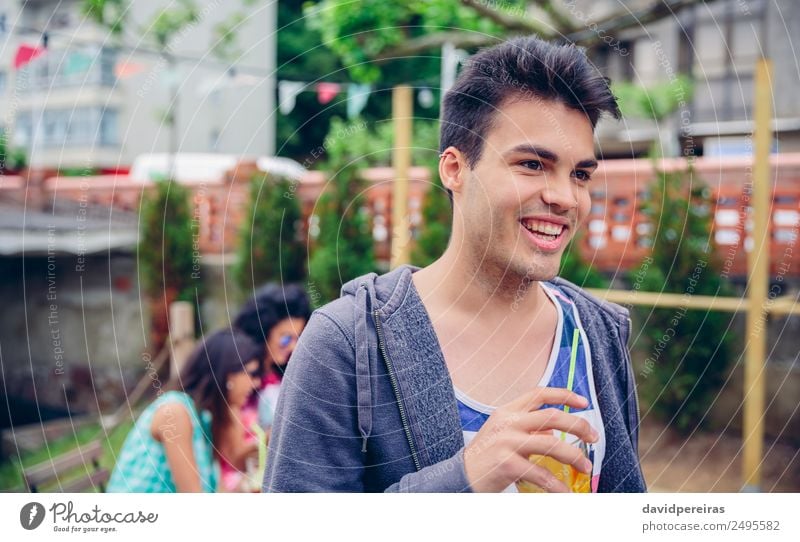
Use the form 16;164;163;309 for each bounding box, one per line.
440;36;621;168
234;283;311;345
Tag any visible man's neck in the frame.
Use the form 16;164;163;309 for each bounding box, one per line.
412;247;549;322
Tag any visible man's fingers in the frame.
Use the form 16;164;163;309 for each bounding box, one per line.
516;434;593;475
512;456;570;493
505;387;589;413
517;408;599;444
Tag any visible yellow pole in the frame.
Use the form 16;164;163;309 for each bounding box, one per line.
742;58;773;492
584;289;749;312
391;85;413;269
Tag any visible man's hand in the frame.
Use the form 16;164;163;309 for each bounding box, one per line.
463;387;599;492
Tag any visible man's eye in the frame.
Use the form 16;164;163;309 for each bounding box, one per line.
574;170;592;182
519;160;543;171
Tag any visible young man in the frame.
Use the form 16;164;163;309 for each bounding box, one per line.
264;36;646;492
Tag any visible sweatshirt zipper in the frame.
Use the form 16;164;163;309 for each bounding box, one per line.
623;316;646;487
625;317;642;431
373;309;422;472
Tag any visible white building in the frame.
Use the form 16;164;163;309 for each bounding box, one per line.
0;0;277;170
587;0;800;157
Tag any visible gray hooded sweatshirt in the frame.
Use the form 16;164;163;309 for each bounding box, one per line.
263;265;646;492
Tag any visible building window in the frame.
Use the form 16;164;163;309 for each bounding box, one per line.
99;109;118;146
22;46;117;90
13;112;32;147
682;0;767;122
16;107;118;149
100;48;118;87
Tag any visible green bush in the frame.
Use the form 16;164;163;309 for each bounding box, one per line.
411;172;451;267
323;116;439;168
0;132;27;173
234;173;306;293
307;117;446;303
308;118;375;305
138;179;198;302
633;167;733;433
307;162;376;305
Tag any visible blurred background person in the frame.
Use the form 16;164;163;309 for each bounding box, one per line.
107;328;264;492
216;283;310;491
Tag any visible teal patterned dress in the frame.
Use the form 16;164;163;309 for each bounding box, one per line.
107;391;219;492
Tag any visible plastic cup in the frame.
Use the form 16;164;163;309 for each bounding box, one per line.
516;439;591;493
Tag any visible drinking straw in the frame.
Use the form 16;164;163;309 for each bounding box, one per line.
561;328;581;441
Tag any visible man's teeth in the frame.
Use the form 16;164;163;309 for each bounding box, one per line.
522;220;564;236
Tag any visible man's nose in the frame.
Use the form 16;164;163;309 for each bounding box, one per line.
541;174;576;211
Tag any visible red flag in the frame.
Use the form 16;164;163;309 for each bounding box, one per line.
316;82;341;104
114;60;146;79
14;44;44;69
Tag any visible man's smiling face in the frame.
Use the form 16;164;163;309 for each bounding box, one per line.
452;97;597;284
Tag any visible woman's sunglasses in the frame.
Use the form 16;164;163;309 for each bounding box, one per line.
277;334;297;349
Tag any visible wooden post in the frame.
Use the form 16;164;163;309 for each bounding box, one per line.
391;85;413;269
169;301;195;379
742;58;773;492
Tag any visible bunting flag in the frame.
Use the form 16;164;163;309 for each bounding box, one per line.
278;80;305;114
64;50;93;76
114;60;146;79
316;82;341;104
13;44;44;69
346;83;372;119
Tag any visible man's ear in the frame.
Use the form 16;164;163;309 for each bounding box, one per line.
438;146;467;195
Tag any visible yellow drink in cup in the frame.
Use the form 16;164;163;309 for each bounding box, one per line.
516;440;591;493
516;329;592;493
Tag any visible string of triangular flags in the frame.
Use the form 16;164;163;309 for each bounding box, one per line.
12;42;439;119
278;81;374;117
278;81;437;117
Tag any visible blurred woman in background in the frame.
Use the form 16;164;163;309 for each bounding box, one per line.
217;283;310;491
107;328;263;492
234;283;310;430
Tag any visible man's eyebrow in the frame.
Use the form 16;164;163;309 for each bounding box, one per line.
505;143;597;169
506;144;560;163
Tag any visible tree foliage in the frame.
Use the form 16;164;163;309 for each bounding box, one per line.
0;132;27;174
307;161;376;305
234;173;306;293
305;0;510;83
634;168;733;433
617;74;731;433
411;172;452;267
138;180;198;302
306;118;392;305
305;0;711;83
614;76;694;123
409;127;451;268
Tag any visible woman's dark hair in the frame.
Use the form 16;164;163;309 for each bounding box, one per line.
440;36;621;169
169;328;264;452
233;283;311;345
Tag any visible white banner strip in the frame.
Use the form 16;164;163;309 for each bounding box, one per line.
1;493;798;541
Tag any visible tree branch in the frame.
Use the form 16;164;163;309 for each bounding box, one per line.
537;0;580;34
459;0;551;36
376;0;712;63
374;31;503;62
